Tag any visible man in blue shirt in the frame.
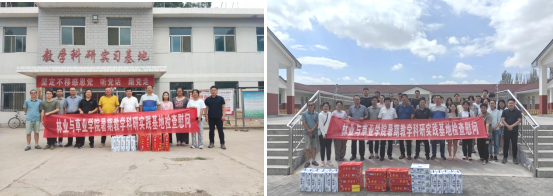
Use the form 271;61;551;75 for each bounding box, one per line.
63;87;82;147
397;94;414;160
430;95;447;160
140;84;160;112
302;101;319;168
23;89;42;151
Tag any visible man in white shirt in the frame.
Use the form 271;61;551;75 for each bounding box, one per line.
474;95;482;115
120;87;139;113
378;97;398;161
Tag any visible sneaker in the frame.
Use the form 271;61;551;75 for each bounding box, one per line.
513;158;519;165
483;160;488;165
431;155;436;160
73;144;78;148
369;154;374;159
502;158;507;164
426;156;430;160
490;155;493;160
199;145;203;149
221;144;226;149
494;156;498;161
64;143;72;147
441;156;447;160
321;161;325;167
191;145;195;149
380;157;384;161
327;161;334;166
399;155;405;159
208;143;214;148
414;155;419;159
350;157;357;161
50;145;55;150
360;157;365;161
304;162;310;168
388;156;393;160
57;143;62;147
25;146;31;151
311;161;319;166
407;156;412;160
35;145;42;149
43;145;50;150
375;155;380;159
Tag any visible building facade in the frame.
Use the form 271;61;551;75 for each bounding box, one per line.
0;3;264;125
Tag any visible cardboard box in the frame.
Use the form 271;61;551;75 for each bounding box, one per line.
338;162;363;173
130;135;136;151
111;136;117;152
431;170;443;194
365;177;386;185
365;168;388;179
118;136;124;151
338;176;363;185
310;168;316;192
410;163;430;174
390;184;411;192
152;133;163;151
453;170;463;194
330;169;338;192
163;133;170;151
316;169;325;192
300;168;312;192
411;179;431;187
339;172;362;178
365;184;386;192
324;169;331;192
412;185;431;193
339;184;360;192
125;135;131;151
411;173;431;181
389;177;411;185
387;168;410;179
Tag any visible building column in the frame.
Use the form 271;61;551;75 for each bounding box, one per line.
267;60;280;115
286;67;295;114
539;67;548;114
549;88;553;112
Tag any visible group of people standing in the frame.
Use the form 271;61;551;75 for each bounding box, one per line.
302;88;522;168
22;85;227;151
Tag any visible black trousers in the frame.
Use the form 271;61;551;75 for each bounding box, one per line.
379;140;393;158
504;130;518;159
368;140;379;154
88;136;94;144
176;133;189;144
462;139;473;157
208;118;225;144
58;137;63;143
399;140;412;156
65;112;79;145
350;140;365;158
47;138;56;145
477;138;489;161
319;135;332;161
415;140;430;157
76;137;85;146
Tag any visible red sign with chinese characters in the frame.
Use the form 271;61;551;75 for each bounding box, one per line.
43;108;198;138
42;48;149;63
326;116;487;140
36;76;155;88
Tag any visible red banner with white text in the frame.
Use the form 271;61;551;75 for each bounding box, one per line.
326;116;487;140
36;76;155;88
43;109;198;138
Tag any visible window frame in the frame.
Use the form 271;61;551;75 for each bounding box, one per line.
213;27;236;52
256;27;264;52
60;18;86;46
169;27;192;53
3;27;26;53
107;18;132;46
1;83;26;112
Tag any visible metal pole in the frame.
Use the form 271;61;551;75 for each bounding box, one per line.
234;88;238;131
240;88;248;132
288;125;294;174
534;126;538;176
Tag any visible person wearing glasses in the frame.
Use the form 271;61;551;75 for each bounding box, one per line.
23;89;42;151
347;95;369;161
378;97;398;161
99;87;119;147
63;87;82;147
302;101;319;168
41;90;60;150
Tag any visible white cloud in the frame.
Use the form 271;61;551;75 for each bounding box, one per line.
410;78;415;81
462;81;469;84
471;79;490;84
432;75;444;79
341;76;351;81
272;30;294;42
391;63;404;71
451;62;474;78
313;44;329;50
443;0;553;68
439;81;458;84
297;56;348;69
295;75;334;84
455;36;495;57
426;23;444;31
290;44;307;50
268;0;447;59
381;82;391;85
427;55;435;62
356;77;375;84
448;36;459;44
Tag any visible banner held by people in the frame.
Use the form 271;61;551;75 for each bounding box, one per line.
326;116;487;141
43;108;198;138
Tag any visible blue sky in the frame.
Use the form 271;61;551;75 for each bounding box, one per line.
269;0;553;85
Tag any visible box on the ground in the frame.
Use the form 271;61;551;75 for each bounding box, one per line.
330;169;338;192
300;168;312;192
390;184;411;192
412;185;431;193
453;170;463;194
126;135;131;151
365;168;388;179
387;168;409;179
152;133;163;151
163;133;170;151
338;176;363;185
389;177;411;186
118;136;124;151
338;184;361;192
365;184;386;192
365;177;386;185
111;136;117;152
324;169;332;192
316;169;326;192
138;134;151;151
410;163;430;174
411;173;431;181
130;135;136;151
338;162;363;173
431;170;443;194
339;172;362;178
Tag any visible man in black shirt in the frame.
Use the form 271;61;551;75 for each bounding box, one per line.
205;86;227;149
360;87;372;108
414;99;431;160
501;98;522;164
78;89;98;148
410;90;422;110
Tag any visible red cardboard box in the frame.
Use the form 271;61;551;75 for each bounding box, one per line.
338;176;363;185
386;168;409;179
339;183;362;192
338;172;362;178
390;185;411;192
338;162;363;173
151;133;163;151
389;177;411;185
365;168;388;179
138;134;151;151
365;177;387;185
163;133;170;151
365;184;387;192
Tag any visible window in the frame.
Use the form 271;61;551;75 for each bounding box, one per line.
214;27;235;52
258;81;264;91
61;18;85;45
215;81;239;108
169;82;194;99
256;27;264;52
169;28;192;52
108;18;131;45
3;27;26;53
2;83;26;111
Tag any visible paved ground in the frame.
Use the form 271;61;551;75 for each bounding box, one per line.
0;128;264;196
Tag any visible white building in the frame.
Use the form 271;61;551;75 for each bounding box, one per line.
0;2;264;124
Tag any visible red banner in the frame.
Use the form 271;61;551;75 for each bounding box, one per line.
36;76;155;88
326;116;487;140
43;109;198;138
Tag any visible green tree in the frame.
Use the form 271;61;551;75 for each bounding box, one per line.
499;70;513;84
